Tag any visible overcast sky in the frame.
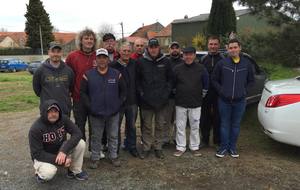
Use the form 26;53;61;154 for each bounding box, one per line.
1;0;246;38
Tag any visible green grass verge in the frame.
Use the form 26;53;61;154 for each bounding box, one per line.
259;62;300;80
0;71;39;112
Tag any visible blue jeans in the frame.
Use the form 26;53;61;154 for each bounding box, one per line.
218;98;246;151
118;104;138;150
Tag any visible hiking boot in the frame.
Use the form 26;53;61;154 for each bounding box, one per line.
139;150;150;159
35;174;46;183
154;150;164;159
89;160;98;169
216;149;227;158
173;150;185;157
229;149;239;158
110;158;121;167
191;150;202;157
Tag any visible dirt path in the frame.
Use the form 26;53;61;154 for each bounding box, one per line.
0;106;299;190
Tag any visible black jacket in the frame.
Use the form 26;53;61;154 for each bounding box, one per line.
201;53;225;98
173;62;209;108
33;59;74;115
169;56;185;98
110;59;137;106
136;49;173;110
212;56;255;102
28;100;82;165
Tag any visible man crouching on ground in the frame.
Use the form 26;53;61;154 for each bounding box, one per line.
28;100;88;183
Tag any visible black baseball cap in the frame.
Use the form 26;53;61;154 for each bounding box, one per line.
182;46;196;53
148;38;159;47
102;33;116;41
48;41;62;50
169;41;180;48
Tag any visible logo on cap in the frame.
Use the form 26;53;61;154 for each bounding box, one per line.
96;48;109;57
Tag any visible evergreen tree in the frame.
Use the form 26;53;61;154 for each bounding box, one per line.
207;0;237;37
24;0;54;51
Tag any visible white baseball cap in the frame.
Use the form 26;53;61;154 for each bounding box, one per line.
96;48;109;57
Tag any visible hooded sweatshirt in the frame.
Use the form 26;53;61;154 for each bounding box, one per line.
65;50;96;102
32;59;74;115
28;100;82;165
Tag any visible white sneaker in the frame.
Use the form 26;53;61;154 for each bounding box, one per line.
100;151;105;159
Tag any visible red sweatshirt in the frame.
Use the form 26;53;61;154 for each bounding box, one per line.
65;50;96;102
130;53;143;61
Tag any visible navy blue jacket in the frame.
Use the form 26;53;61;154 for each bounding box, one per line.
212;56;255;102
80;67;127;117
110;59;137;106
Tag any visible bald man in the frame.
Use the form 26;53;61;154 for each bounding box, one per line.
130;38;145;60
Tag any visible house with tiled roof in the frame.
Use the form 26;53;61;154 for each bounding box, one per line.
129;22;164;39
155;24;172;47
0;32;76;49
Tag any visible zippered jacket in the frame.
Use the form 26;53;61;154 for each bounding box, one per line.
212;56;255;102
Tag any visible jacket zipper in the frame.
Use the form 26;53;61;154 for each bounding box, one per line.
232;64;237;101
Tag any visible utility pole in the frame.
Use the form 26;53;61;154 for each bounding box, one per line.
39;25;44;56
120;22;124;42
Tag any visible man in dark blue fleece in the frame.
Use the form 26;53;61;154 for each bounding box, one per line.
212;39;255;158
33;42;74;116
28;100;88;183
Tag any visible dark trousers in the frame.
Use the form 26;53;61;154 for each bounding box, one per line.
200;92;220;145
118;104;138;151
73;101;91;150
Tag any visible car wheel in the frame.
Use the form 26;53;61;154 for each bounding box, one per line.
12;68;16;72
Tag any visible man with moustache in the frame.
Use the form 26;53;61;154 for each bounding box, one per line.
80;48;126;168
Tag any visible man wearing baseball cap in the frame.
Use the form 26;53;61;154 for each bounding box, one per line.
136;38;173;159
80;48;127;168
33;41;74;116
173;46;209;157
102;33;120;62
163;41;185;146
29;99;88;183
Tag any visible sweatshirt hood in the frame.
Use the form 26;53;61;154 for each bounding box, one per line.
143;48;165;62
43;58;66;70
41;99;62;124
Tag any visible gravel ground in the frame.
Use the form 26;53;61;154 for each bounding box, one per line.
0;105;300;190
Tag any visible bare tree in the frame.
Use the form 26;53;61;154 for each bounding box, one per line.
98;23;116;41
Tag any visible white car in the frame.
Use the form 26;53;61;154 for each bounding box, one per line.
258;76;300;146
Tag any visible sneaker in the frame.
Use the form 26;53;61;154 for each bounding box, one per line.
139;150;150;159
67;170;88;181
216;149;227;158
100;151;105;159
66;169;75;179
89;160;98;169
191;150;202;157
229;149;239;158
173;150;185;157
74;171;88;181
154;150;164;159
110;158;121;167
35;174;46;183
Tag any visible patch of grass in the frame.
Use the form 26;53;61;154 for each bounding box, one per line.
0;71;39;112
259;62;300;80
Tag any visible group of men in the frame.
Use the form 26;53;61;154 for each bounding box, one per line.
28;28;255;183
